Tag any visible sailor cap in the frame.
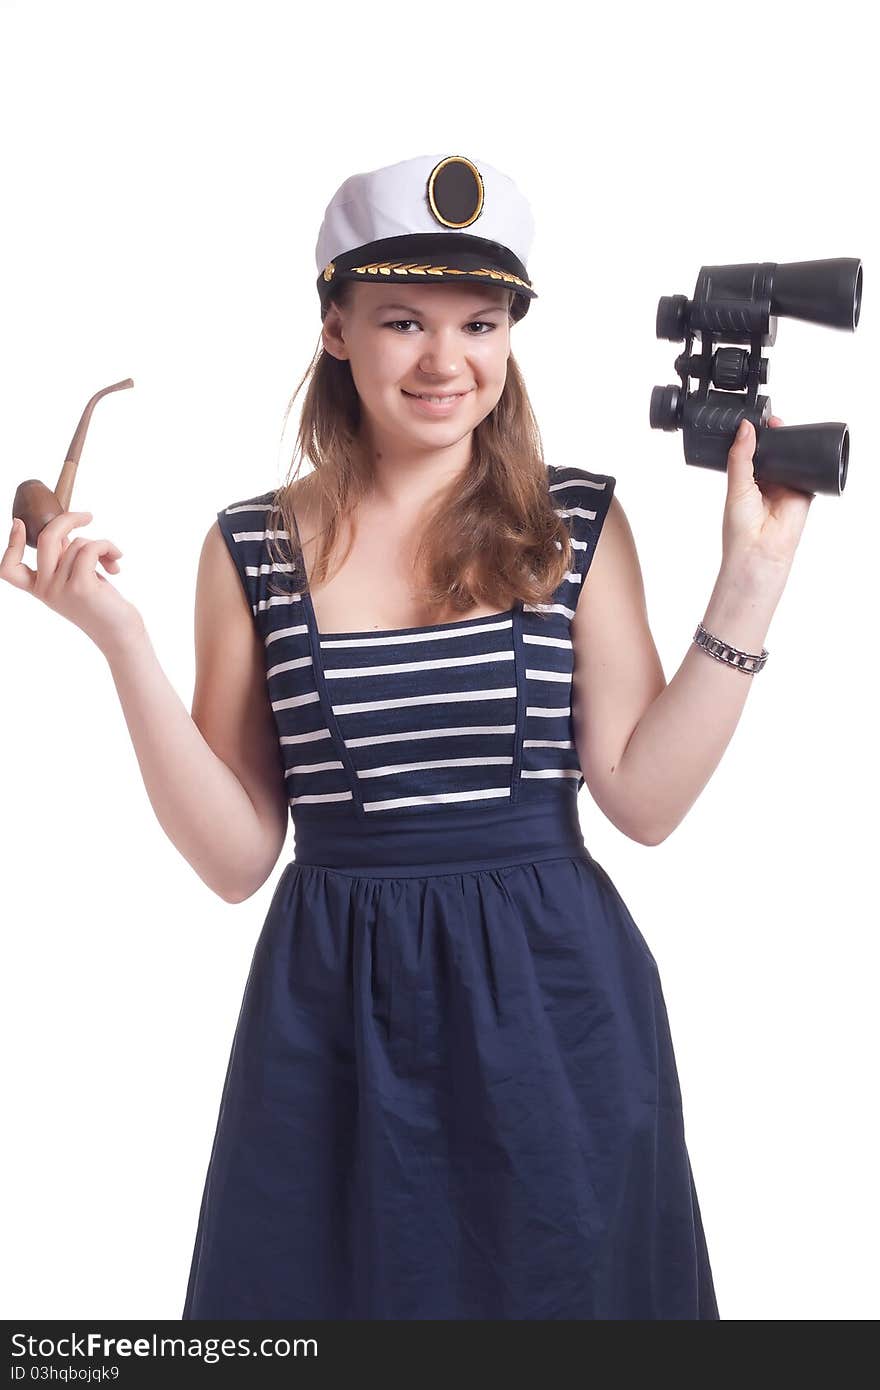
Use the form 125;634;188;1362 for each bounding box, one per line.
315;152;537;323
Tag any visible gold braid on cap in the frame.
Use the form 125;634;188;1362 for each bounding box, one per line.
322;259;530;290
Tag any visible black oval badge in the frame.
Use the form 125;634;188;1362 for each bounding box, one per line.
426;155;484;229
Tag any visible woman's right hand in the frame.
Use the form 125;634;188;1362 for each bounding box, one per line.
1;509;144;655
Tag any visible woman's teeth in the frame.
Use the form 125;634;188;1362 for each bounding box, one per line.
405;392;465;401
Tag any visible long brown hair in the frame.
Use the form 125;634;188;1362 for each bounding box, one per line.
264;280;573;620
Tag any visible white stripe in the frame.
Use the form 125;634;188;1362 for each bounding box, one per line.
523;738;575;749
289;790;354;804
266;654;313;679
265;620;308;645
523;601;576;620
345;724;515;747
333;687;517;715
527;705;572;718
319;616;514;647
554;505;598;522
322;649;513;680
257;593;305;612
523;633;572;649
548;478;608;493
231;527;289;542
285;759;345;776
363;787;511;811
245;562;296;577
224;502;274;514
525;667;571;683
358;756;514;779
520;767;583;779
280;728;333;745
272;690;321;711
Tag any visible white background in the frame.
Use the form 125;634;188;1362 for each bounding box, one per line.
1;0;876;1321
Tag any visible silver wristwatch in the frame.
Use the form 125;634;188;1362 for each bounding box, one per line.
693;621;768;674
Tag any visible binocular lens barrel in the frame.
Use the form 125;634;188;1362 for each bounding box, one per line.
753;420;849;496
771;258;862;331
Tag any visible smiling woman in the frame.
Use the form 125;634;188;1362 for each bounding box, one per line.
262;272;573;621
180;152;720;1322
349;279;510;422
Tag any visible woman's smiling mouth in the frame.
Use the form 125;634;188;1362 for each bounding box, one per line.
401;388;474;414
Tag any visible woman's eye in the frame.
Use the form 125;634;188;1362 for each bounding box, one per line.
384;320;495;334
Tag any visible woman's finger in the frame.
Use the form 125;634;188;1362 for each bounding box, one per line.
64;538;123;583
0;517;37;593
34;511;94;586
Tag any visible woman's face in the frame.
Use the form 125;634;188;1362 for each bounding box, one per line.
321;280;513;456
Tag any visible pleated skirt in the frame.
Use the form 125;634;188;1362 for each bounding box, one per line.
182;796;719;1319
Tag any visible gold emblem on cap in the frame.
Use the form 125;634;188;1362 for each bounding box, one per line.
348;259;531;290
322;261;336;281
426;155;484;229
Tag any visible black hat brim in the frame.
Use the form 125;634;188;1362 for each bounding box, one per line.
317;232;536;323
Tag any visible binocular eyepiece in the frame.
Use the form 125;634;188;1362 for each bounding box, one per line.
650;258;862;496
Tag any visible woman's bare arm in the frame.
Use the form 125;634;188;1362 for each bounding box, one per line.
101;521;289;901
571;493;784;846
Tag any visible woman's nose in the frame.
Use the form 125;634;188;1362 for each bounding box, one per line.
418;360;460;377
417;328;469;376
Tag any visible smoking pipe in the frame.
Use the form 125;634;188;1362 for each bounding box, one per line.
11;378;134;547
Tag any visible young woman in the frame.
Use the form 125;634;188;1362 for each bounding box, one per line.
3;153;810;1320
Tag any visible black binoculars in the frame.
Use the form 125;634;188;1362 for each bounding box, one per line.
650;258;862;496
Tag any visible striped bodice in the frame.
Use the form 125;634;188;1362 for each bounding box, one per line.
217;464;615;821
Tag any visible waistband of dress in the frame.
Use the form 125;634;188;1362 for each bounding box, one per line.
290;794;590;878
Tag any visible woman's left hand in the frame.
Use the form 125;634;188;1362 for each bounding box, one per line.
721;415;814;581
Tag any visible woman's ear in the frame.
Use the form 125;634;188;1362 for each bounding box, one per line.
321;302;348;361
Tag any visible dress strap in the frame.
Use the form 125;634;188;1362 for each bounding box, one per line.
547;465;616;614
216;490;278;620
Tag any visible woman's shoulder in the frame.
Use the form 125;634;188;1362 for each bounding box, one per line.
214;486;284;612
545;463;617;582
545;461;616;496
546;462;616;525
214;487;278;567
218;485;279;521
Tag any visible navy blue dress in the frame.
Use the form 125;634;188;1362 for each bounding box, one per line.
181;464;719;1320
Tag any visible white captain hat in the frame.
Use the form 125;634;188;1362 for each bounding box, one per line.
315;152;538;323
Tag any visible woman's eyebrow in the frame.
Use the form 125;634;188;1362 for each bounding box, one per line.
375;302;507;316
